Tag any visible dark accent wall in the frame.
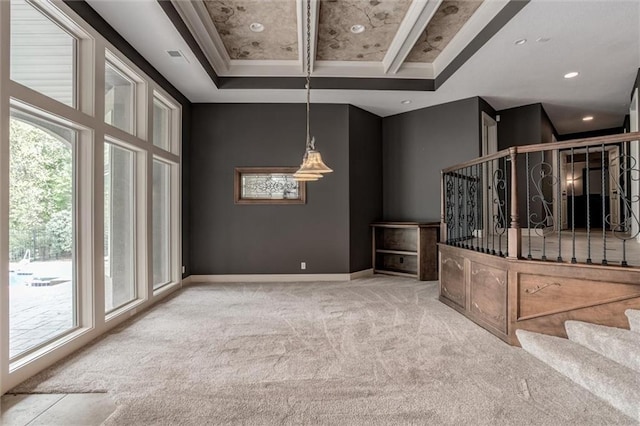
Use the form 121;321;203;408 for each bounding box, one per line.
382;97;484;221
497;104;546;148
540;105;556;143
497;103;556;227
190;104;352;274
62;1;193;278
348;106;382;272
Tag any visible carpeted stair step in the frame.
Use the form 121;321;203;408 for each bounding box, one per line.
516;329;640;422
565;320;640;373
626;309;640;333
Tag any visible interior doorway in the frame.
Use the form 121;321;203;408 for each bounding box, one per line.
561;147;620;231
630;88;639;241
480;112;498;237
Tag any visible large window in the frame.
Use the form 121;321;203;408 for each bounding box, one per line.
152;160;171;289
1;0;181;392
153;97;171;151
9;109;77;359
104;143;136;313
10;0;76;107
105;61;135;134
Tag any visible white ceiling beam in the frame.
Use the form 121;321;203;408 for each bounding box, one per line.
382;0;444;75
298;0;319;74
172;0;230;74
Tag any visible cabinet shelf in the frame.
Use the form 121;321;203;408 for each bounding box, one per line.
371;222;440;281
374;270;418;278
375;249;417;255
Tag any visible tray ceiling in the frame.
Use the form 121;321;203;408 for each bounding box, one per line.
316;0;412;62
173;0;503;80
406;0;484;62
202;0;298;60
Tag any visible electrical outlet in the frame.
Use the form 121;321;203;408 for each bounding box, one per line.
301;262;306;270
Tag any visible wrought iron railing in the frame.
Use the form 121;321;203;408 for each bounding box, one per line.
441;132;640;267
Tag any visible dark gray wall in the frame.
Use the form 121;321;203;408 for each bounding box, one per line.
182;107;191;277
497;103;556;227
348;106;382;272
382;97;484;221
190;104;351;274
540;106;557;143
497;103;545;149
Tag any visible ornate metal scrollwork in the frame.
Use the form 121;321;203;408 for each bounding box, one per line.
466;173;478;248
457;173;465;246
445;174;455;243
605;153;640;266
492;167;507;255
528;160;557;247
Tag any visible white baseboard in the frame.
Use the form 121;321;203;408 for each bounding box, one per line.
181;276;192;286
188;269;374;283
349;268;374;279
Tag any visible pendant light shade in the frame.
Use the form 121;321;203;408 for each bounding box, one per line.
293;172;321;181
294;0;332;181
296;137;333;175
298;150;332;174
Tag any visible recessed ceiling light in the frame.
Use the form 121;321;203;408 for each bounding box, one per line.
564;71;579;79
514;38;527;45
536;37;551;43
401;100;412;105
249;22;264;32
582;116;594;121
350;24;365;34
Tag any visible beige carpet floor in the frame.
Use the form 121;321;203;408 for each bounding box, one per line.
12;277;636;425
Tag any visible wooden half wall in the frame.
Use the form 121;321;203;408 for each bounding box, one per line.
439;244;640;345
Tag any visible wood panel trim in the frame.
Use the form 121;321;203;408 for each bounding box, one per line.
517;293;640;322
439;244;640;345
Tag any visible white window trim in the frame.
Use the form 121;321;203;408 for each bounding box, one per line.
103;138;146;317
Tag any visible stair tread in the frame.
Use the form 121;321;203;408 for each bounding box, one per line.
565;320;640;373
517;329;640;422
626;309;640;333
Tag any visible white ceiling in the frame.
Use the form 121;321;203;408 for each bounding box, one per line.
86;0;640;135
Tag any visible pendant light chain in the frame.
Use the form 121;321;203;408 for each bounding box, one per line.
305;0;312;150
293;0;333;181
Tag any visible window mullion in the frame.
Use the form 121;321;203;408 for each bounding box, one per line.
91;38;107;329
7;81;95;130
0;0;12;395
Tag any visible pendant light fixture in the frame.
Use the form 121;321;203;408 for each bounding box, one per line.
294;0;332;182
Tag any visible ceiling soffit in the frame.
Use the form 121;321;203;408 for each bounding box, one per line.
169;0;524;87
202;0;298;60
406;0;484;63
316;0;412;62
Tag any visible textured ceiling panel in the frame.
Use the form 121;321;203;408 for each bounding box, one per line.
316;0;412;61
202;0;298;60
406;0;483;63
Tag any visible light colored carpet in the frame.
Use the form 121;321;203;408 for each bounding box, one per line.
12;277;635;425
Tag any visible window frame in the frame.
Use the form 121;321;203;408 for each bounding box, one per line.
104;52;141;137
7;102;81;363
9;0;80;109
103;138;140;315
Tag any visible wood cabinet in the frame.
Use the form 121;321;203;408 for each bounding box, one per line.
371;222;439;281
